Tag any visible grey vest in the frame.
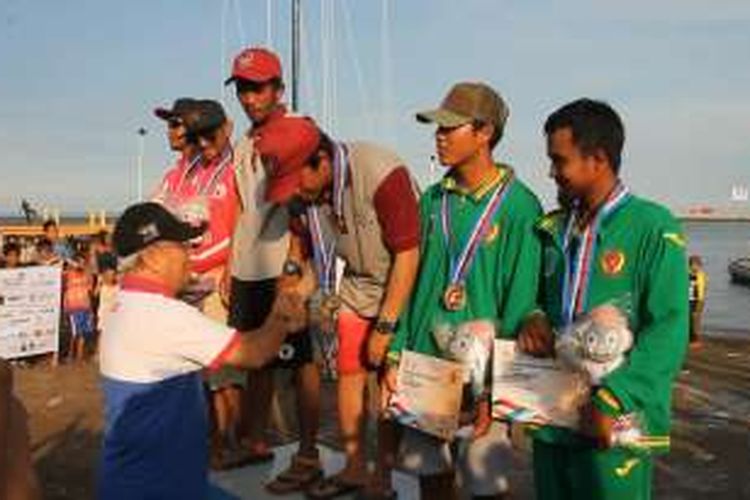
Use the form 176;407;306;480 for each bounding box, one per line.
334;142;416;318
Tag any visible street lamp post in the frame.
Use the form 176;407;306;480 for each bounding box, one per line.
136;127;148;201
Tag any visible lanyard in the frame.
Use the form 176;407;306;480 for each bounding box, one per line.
174;146;233;196
306;205;336;294
561;183;630;325
440;171;514;287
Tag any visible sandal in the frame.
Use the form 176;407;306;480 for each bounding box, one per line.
306;472;365;499
356;488;397;500
241;441;275;465
265;453;323;495
210;447;257;471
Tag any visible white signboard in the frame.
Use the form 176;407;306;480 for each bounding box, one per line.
0;266;62;359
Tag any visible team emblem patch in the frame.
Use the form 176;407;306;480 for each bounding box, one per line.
484;223;500;244
601;249;626;276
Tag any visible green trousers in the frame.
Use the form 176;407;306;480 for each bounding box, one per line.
533;440;653;500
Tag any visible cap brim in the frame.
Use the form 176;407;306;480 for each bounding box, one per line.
178;221;207;242
265;172;301;205
415;108;473;127
224;76;237;86
154;108;175;121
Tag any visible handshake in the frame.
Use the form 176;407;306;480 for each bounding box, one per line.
270;260;317;334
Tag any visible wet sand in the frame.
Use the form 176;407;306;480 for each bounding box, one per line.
11;333;750;499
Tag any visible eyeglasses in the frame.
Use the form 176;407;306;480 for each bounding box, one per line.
167;119;183;129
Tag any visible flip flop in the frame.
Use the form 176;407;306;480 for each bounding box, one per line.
356;488;397;500
306;473;364;499
265;454;323;495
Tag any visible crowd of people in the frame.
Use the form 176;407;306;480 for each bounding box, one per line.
1;222;118;364
1;45;692;500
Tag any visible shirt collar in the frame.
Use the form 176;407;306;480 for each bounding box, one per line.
121;274;175;298
441;164;509;201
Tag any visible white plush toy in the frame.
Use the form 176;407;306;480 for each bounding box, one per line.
556;305;633;385
433;320;495;397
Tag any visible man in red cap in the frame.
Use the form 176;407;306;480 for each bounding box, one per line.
224;47;324;492
283;126;421;499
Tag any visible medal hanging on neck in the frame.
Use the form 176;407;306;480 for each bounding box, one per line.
561;183;630;326
307;204;339;377
440;171;514;311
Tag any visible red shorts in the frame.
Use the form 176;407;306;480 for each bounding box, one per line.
336;310;373;375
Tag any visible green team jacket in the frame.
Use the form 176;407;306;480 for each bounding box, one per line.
388;165;542;360
535;194;689;453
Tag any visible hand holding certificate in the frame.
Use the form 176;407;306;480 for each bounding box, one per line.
492;339;589;429
387;350;464;440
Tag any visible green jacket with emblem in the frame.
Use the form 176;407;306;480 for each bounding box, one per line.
535;195;689;453
389;165;543;360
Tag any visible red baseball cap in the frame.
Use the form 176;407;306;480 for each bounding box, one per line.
255;116;320;204
225;47;283;85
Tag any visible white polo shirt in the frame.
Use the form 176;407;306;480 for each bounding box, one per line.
98;275;239;499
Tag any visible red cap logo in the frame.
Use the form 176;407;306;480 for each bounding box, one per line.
228;47;282;83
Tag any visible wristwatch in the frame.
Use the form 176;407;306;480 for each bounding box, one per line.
373;319;397;335
282;260;303;277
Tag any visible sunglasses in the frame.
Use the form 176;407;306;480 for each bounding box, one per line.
235;79;273;94
167;119;184;129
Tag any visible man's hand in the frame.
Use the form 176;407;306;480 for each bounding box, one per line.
219;266;232;308
580;401;615;449
471;398;492;440
271;292;309;333
379;365;399;411
517;312;555;357
367;330;392;367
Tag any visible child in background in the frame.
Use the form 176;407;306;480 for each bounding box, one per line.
95;254;119;354
63;251;95;362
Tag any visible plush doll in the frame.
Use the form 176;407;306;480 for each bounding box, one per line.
433;320;495;397
556;305;633;385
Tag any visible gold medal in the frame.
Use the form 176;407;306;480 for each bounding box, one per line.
443;283;466;311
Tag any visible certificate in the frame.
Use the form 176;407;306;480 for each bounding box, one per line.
492;340;588;429
387;350;464;440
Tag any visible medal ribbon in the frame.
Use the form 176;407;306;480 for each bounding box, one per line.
306;205;336;294
175;145;233;196
331;142;349;226
440;170;515;287
561;183;630;325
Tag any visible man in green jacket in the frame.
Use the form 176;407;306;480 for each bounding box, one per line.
386;82;542;499
518;98;689;499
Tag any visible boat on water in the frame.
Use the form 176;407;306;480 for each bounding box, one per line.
728;258;750;285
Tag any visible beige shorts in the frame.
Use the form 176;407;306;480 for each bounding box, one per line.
398;422;515;496
201;286;246;390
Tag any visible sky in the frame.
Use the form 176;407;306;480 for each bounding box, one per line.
0;0;749;215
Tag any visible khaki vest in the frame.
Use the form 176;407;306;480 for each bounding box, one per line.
335;142;416;318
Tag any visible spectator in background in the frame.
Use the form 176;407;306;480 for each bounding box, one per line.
42;220;72;262
95;253;119;355
91;230;116;275
63;251;95;362
35;238;60;266
689;255;707;347
1;242;21;269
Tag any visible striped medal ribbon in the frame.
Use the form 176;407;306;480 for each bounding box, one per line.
561;183;630;326
440;171;514;311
